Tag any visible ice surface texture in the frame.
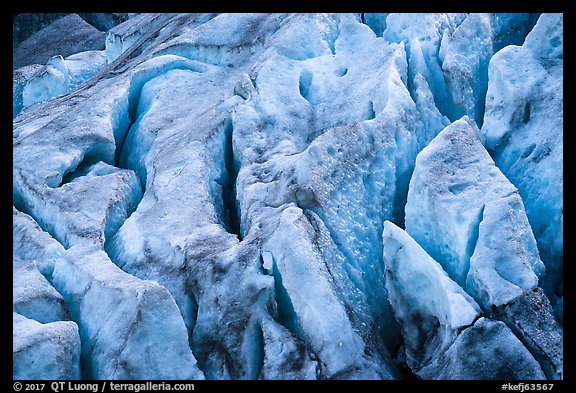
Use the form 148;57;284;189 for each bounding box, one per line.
13;312;82;380
13;13;562;380
382;222;545;379
482;13;563;303
405;117;562;379
405;117;544;307
13;14;105;70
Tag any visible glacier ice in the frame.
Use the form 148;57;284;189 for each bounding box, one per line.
435;317;546;379
382;221;545;379
13;13;111;117
14;208;204;379
360;13;388;37
13;14;212;118
105;13;157;63
13;260;69;324
406;117;544;308
491;13;538;52
104;13;177;64
492;288;563;380
382;220;480;372
13;62;145;248
383;13;535;126
13;207;66;276
62;50;108;89
104;59;275;379
438;13;493;125
405;117;543;302
22;56;64;108
52;244;205;379
382;221;480;329
523;13;563;59
13;312;82;380
259;315;317;380
262;206;397;379
405;117;562;379
232;13;436;374
108;13;412;379
482;13;563;306
13;13;105;70
20;56;68;112
13;64;43;117
13;13;562;381
16;51;108;116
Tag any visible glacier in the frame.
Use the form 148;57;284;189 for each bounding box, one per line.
405;117;562;379
13;312;82;380
382;221;545;379
13;13;562;381
482;13;563;310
